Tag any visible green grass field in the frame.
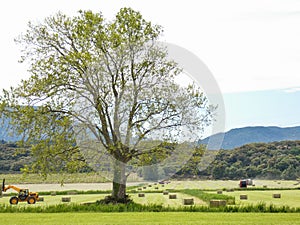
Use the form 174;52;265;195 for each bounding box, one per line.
1;189;299;208
0;192;206;207
160;180;300;190
1;213;299;225
215;190;300;208
0;179;299;224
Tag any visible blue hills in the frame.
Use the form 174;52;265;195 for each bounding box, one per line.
200;126;300;150
1;115;300;150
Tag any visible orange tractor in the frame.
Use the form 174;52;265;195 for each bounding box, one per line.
1;179;40;204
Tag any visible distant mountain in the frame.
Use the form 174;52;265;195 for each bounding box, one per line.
0;116;20;142
200;126;300;150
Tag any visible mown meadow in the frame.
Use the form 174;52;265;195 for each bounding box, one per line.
1;177;299;224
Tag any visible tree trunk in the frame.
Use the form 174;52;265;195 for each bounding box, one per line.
112;160;127;202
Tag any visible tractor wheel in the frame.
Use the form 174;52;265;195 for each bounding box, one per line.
9;196;19;205
27;196;36;204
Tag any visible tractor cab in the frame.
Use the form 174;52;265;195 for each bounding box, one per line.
18;189;29;200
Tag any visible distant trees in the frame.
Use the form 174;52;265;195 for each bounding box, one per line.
206;141;300;180
1;140;299;180
0;142;30;173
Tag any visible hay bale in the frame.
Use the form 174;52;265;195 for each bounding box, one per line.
273;193;281;198
240;194;248;200
209;200;227;207
183;198;194;205
51;192;56;196
263;185;267;188
148;185;152;187
163;191;169;195
61;197;71;202
137;187;142;191
138;193;145;197
161;185;165;187
143;186;147;189
217;190;223;194
169;194;177;199
37;197;44;202
155;187;159;190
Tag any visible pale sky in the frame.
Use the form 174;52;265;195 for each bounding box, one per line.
1;0;300;131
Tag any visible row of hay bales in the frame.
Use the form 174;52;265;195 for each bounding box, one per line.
238;193;282;200
138;183;166;190
49;191;78;202
137;191;194;205
217;190;282;200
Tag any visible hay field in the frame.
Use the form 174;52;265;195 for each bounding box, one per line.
211;189;300;208
160;180;300;190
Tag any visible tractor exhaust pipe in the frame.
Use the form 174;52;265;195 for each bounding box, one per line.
2;179;5;191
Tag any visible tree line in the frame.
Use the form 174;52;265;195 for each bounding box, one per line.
1;140;299;180
201;140;300;180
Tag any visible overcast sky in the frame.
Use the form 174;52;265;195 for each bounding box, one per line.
1;0;300;131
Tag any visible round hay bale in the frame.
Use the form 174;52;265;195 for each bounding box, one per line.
143;186;147;189
273;193;281;198
137;187;142;191
138;193;145;197
161;184;165;187
148;185;152;187
209;200;227;207
169;194;177;199
38;197;44;202
154;187;159;190
183;198;194;205
217;190;223;194
163;191;169;195
51;192;56;196
240;194;248;200
61;197;71;202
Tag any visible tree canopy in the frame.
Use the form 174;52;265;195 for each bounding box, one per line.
0;8;213;201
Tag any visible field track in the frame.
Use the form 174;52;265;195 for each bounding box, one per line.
2;182;141;192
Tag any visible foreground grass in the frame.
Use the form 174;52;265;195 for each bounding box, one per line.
1;212;299;225
0;201;299;213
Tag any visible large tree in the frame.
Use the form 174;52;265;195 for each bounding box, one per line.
0;8;213;202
